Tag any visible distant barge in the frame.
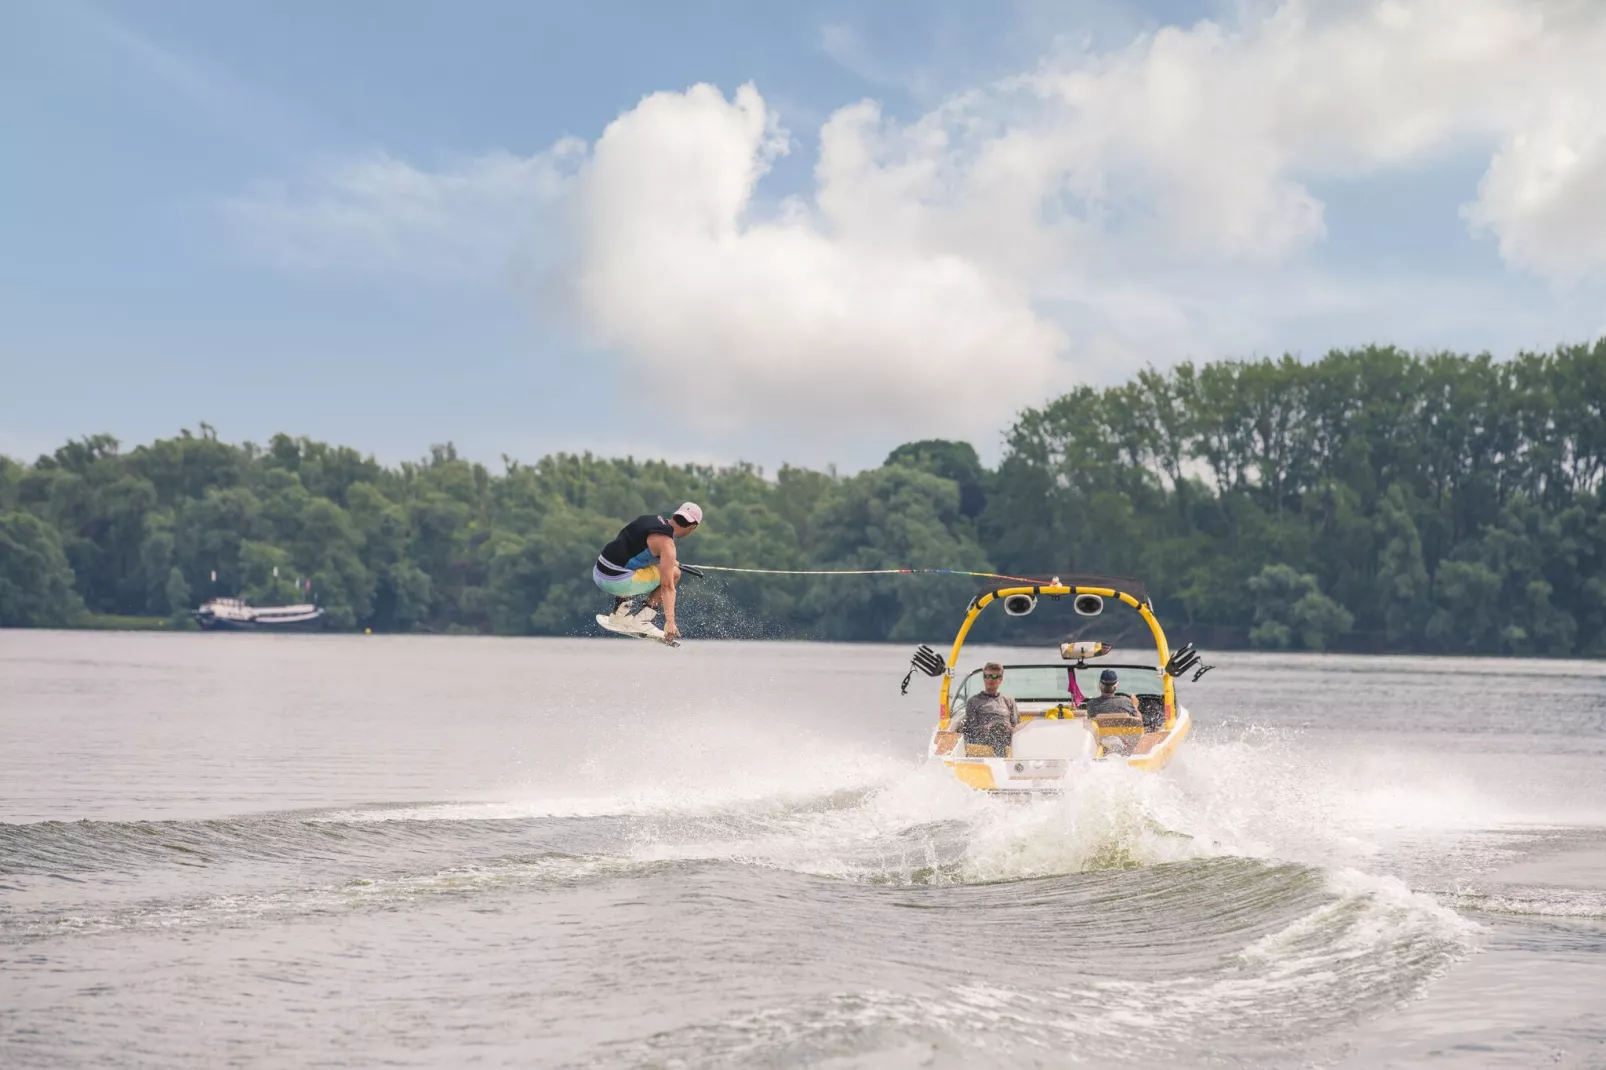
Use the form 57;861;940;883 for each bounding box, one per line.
192;597;325;631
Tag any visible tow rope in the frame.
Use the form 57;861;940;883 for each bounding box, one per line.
685;565;1041;582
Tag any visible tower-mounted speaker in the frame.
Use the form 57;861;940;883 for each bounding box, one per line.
1002;594;1037;616
1072;593;1104;616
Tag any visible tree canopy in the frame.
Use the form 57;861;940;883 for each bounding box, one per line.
3;342;1602;655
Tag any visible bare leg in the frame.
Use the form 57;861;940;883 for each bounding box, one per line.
643;565;679;608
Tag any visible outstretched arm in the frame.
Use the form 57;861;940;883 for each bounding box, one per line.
647;532;679;636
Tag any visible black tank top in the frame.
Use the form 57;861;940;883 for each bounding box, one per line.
598;514;675;573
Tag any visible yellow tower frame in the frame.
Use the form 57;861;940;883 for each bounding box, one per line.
936;583;1176;729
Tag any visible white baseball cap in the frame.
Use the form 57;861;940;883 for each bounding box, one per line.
674;502;704;525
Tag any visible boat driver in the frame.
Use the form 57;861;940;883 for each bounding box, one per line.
593;503;702;641
948;661;1022;757
1082;668;1140;716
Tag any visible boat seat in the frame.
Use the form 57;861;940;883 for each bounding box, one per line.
1131;732;1168;755
1091;713;1144;738
932;731;961;756
965;744;1006;758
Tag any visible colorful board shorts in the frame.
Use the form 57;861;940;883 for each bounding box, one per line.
592;561;661;597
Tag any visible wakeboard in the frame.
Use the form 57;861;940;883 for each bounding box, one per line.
595;614;680;647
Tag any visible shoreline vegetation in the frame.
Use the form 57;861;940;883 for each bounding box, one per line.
3;343;1603;656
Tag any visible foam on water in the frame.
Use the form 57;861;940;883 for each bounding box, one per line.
325;712;914;824
1449;886;1606;919
0;852;647;940
312;714;1549;896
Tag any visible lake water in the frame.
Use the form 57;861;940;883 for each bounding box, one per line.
2;630;1605;1068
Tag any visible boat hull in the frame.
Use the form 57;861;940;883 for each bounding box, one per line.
934;709;1191;793
192;613;321;629
192;601;327;632
194;615;326;632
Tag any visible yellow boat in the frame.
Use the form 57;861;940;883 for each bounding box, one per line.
906;575;1203;794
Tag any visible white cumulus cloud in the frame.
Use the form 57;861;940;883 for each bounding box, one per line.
1017;0;1606;268
1463;107;1606;282
563;83;1066;438
228;0;1606;452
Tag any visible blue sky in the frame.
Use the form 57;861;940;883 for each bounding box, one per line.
4;0;1604;472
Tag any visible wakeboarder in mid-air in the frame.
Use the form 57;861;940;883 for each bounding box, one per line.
592;503;702;642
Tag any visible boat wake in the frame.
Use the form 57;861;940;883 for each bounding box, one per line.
2;724;1505;934
7;720;1533;1067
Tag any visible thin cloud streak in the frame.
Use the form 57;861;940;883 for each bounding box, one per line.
50;0;313;160
223;144;585;282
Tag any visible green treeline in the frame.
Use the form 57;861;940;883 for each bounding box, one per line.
2;342;1603;655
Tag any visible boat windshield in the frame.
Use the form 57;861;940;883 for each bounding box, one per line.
951;664;1164;709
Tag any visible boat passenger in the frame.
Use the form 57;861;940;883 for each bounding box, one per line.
948;661;1022;756
1082;668;1140;716
593;503;702;641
